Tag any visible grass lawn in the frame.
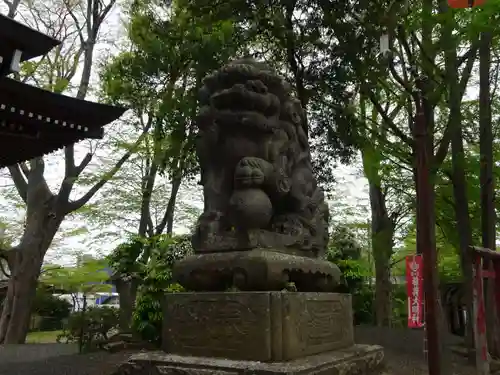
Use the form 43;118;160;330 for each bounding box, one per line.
26;330;63;343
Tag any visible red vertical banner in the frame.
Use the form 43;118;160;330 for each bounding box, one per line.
406;255;424;328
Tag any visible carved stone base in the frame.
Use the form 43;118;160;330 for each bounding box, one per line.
163;292;354;362
114;345;384;375
172;249;341;292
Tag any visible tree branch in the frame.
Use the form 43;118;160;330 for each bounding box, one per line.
390;256;407;268
57;148;93;206
458;40;479;98
0;252;11;278
63;0;85;45
96;0;115;31
8;164;28;203
433;40;479;169
3;0;21;18
66;128;150;213
363;86;413;146
76;153;93;175
64;144;76;178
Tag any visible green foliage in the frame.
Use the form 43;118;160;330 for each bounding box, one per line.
329;226;363;261
180;0;365;186
397;219;463;283
435;135;500;252
132;235;192;344
40;257;112;295
439;249;462;283
390;286;409;328
107;236;145;277
100;0;245;183
31;289;72;331
58;306;119;351
351;285;407;327
352;286;375;325
327;226;367;294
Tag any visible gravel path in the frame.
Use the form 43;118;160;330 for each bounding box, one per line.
0;344;78;364
0;327;479;375
0;350;133;375
355;326;475;375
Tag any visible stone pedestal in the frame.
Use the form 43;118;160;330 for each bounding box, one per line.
114;291;384;374
163;292;354;361
173;249;342;292
131;291;383;375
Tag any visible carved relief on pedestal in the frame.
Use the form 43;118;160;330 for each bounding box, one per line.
164;293;272;361
282;293;354;358
164;292;354;362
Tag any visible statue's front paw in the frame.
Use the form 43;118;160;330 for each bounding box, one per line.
272;215;304;236
196;211;223;234
234;157;266;187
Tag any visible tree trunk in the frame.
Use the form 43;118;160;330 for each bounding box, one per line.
0;0;123;345
114;278;139;332
441;4;475;353
374;254;392;326
369;183;394;327
165;177;182;235
0;207;62;344
478;30;499;356
450;111;475;354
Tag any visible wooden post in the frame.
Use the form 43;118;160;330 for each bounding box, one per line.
472;254;489;375
414;75;441;375
493;260;500;338
423;294;428;361
423;324;428;361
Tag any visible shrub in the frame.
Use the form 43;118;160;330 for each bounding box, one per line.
58;306;119;351
326;226;366;294
132;235;191;345
352;286;375;325
335;259;365;294
391;285;408;327
31;289;72;331
351;284;408;327
133;282;184;344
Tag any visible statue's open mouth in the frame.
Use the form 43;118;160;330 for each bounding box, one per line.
211;84;279;116
234;175;265;186
213;110;279;133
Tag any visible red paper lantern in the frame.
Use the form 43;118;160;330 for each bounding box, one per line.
448;0;486;8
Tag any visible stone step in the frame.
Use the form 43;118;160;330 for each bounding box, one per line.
113;345;384;375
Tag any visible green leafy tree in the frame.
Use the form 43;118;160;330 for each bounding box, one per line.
40;257;112;300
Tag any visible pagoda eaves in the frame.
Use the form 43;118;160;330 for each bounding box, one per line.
0;15;127;167
0;15;60;75
0;77;126;167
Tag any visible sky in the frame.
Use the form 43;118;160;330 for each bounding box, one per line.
0;1;370;265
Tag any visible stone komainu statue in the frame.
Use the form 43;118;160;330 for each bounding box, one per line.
193;59;329;257
174;59;340;292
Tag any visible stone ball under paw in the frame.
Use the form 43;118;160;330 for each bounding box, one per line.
228;188;272;229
